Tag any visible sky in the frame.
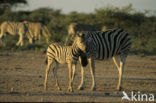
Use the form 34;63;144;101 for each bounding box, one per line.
16;0;156;14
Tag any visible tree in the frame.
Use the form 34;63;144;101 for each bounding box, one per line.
0;0;27;11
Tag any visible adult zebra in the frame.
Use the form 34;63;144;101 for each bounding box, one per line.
0;21;30;46
23;21;51;43
44;34;87;92
74;29;132;91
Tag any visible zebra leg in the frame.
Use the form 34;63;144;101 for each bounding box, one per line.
38;34;41;41
53;62;61;90
16;34;24;46
67;62;73;92
88;58;96;91
44;59;53;90
20;34;24;46
16;34;20;46
78;57;85;90
0;33;5;46
71;64;76;82
21;36;24;46
113;56;120;72
0;33;3;39
28;37;33;44
117;55;126;91
26;32;34;44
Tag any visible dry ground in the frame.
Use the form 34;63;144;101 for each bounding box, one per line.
0;51;156;102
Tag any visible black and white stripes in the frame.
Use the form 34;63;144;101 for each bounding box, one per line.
44;35;87;92
77;28;131;91
84;29;131;59
46;43;81;63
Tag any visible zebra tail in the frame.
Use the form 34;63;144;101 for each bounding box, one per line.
80;55;88;67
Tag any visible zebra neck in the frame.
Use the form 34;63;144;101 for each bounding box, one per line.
71;45;81;57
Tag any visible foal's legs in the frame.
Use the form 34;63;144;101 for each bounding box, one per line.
52;62;61;90
44;58;53;90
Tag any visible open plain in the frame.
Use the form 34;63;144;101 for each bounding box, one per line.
0;51;156;102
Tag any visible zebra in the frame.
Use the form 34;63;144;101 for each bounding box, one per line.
73;28;132;91
44;34;87;92
23;21;51;43
0;21;30;46
65;22;96;45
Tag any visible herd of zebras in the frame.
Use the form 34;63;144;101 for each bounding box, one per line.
0;22;131;92
0;21;50;46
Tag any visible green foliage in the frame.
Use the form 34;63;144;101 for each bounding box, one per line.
29;8;51;24
0;0;27;11
0;5;156;55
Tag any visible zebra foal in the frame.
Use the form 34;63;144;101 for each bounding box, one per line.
44;34;87;92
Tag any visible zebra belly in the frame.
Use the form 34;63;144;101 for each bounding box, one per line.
56;56;67;64
56;58;66;64
95;48;117;60
6;28;17;35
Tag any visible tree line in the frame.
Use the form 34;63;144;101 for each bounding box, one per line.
0;2;156;55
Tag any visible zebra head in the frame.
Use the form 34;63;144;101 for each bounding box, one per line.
72;33;87;53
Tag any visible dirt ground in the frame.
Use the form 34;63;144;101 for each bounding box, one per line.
0;51;156;102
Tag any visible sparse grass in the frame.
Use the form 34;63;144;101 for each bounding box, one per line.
0;35;49;52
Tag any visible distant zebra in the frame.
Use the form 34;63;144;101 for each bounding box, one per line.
23;21;51;43
75;29;132;91
65;22;96;45
44;34;87;92
0;21;30;46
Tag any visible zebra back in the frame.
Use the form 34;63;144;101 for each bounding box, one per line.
47;43;71;61
84;29;131;60
46;35;87;64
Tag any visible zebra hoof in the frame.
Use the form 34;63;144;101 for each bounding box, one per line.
57;87;61;91
117;87;122;91
67;87;73;92
56;85;61;91
91;87;96;91
78;86;84;90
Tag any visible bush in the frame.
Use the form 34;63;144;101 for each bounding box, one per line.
0;5;156;55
